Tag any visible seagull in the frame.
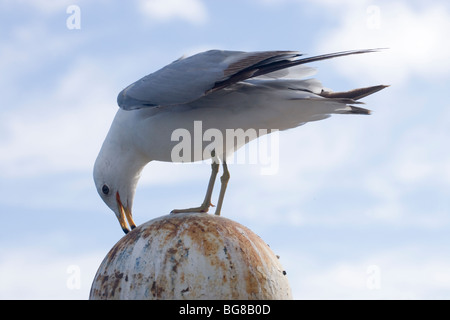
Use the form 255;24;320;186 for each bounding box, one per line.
93;48;387;234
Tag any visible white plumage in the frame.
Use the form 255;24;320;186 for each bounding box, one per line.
93;49;387;233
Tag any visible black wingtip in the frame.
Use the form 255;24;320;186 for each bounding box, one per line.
289;48;387;66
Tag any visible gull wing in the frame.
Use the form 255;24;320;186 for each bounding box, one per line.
117;50;299;110
117;49;380;110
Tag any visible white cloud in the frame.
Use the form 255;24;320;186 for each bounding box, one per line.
0;0;72;14
138;0;208;25
283;246;450;299
218;87;450;230
0;58;117;178
312;1;450;85
0;248;103;299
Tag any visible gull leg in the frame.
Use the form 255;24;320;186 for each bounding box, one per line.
214;161;230;216
171;152;219;214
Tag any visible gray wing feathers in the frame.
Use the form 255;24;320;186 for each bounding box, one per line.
118;50;300;110
118;50;231;109
118;48;383;110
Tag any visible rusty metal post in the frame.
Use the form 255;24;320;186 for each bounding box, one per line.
90;212;292;300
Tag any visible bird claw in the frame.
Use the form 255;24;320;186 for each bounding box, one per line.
170;202;213;215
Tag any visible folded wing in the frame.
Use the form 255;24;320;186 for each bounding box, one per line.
117;49;381;110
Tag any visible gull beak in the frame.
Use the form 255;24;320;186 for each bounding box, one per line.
116;192;136;234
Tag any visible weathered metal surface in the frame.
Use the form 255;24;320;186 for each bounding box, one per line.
90;212;292;300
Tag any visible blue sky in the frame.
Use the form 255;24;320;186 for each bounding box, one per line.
1;0;450;299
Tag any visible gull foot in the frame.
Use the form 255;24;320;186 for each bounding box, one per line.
170;203;214;215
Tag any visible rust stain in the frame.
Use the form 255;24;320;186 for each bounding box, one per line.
181;287;189;294
151;281;165;299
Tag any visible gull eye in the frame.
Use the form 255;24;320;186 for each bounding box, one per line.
102;184;110;195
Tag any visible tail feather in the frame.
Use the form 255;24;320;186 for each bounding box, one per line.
322;84;388;115
346;105;372;115
319;85;389;101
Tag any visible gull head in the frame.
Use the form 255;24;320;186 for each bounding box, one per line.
93;118;148;234
93;157;141;234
